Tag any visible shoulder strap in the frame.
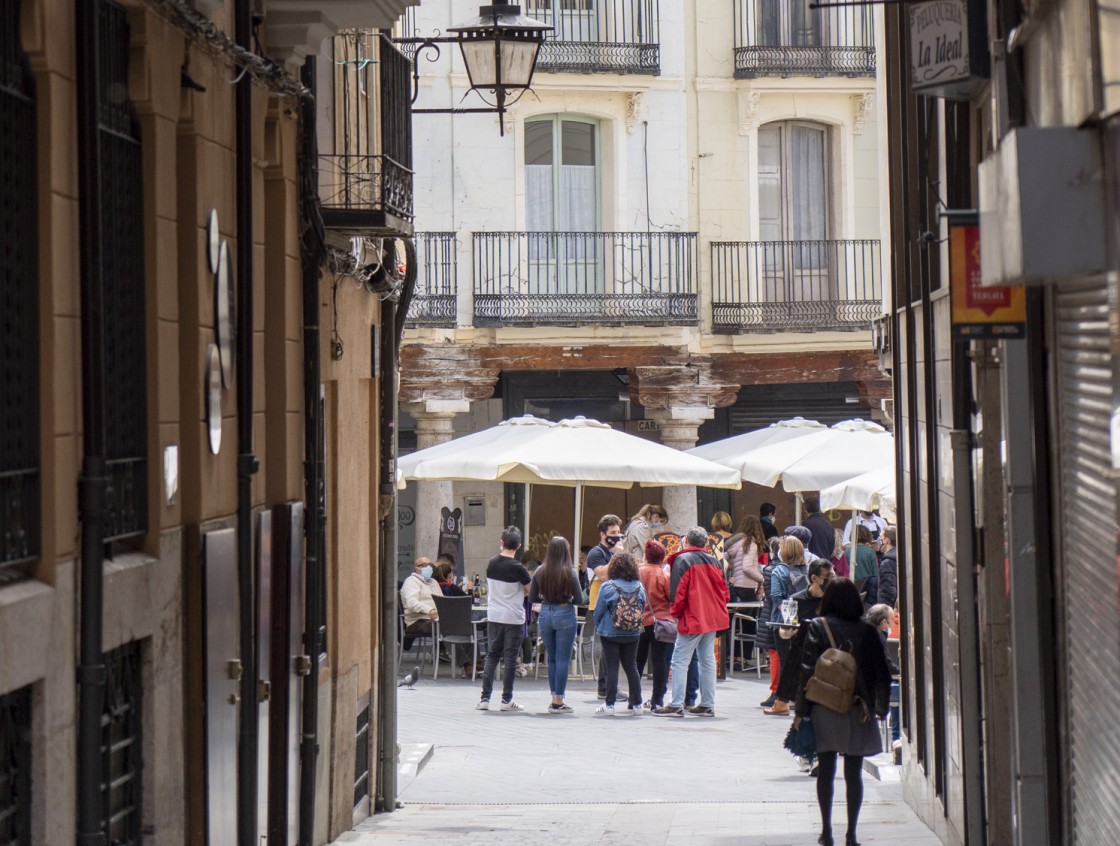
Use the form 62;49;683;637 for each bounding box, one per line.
820;617;839;650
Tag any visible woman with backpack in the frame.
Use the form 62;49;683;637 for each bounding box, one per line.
794;578;891;846
593;552;647;715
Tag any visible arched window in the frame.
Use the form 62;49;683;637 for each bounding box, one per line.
524;115;600;232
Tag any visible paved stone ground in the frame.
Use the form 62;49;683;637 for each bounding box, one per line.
334;661;942;846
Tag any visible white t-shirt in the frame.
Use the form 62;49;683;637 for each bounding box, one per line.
485;553;532;625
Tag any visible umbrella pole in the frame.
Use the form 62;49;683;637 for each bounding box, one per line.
849;508;858;574
573;483;583;553
524;482;532;551
795;492;803;523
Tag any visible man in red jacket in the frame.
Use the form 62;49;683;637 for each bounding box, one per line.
652;526;731;717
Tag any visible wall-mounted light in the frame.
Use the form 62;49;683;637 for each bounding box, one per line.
396;4;552;136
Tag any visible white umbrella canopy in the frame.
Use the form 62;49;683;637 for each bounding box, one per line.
738;419;894;491
820;465;897;523
686;417;828;477
398;414;742;490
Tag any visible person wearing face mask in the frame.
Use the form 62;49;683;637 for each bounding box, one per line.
760;502;780;542
623;504;669;560
587;515;624;699
400;556;443;650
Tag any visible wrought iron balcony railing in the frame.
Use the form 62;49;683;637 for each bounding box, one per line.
319;32;413;234
405;232;458;327
474;230;697;326
527;0;660;75
711;239;881;332
733;1;875;78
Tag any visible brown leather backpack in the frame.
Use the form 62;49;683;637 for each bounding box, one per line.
804;618;857;713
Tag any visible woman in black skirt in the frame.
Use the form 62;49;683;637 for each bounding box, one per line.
793;579;891;846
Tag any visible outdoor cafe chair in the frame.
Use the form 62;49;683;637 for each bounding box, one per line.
397;605;437;676
729;609;764;679
432;595;481;680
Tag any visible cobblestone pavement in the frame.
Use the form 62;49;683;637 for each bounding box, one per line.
334;662;942;846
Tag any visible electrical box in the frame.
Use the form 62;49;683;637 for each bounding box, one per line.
464;495;486;526
979;127;1107;286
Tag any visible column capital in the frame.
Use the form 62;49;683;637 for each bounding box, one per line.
630;363;739;414
400;344;499;407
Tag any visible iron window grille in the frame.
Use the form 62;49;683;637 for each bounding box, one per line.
732;0;875;78
353;704;370;809
101;641;143;846
405;233;458;327
0;686;31;846
319;32;414;235
0;0;40;578
473;230;697;327
711;239;882;332
528;0;661;75
97;0;148;543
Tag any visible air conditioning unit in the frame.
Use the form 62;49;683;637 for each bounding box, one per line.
978;127;1106;286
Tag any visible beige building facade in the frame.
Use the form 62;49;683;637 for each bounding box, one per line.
0;0;414;843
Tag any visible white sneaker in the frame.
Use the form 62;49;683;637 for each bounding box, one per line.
499;700;524;712
595;703;614;715
475;699;489;711
619;705;641;716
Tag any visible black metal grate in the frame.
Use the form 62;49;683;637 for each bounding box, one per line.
0;686;32;846
353;704;370;809
101;641;143;846
98;0;147;542
733;0;875;78
405;233;458;327
711;239;881;332
0;0;40;576
473;230;697;326
530;0;661;75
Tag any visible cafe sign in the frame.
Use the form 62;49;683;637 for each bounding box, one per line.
910;0;988;99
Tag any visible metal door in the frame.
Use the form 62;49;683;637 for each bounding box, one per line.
1052;278;1120;844
202;528;239;845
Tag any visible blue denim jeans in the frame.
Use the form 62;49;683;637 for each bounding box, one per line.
669;631;716;708
538;603;578;697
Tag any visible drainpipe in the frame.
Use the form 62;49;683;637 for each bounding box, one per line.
298;57;325;846
234;0;260;842
375;298;400;813
75;1;108;843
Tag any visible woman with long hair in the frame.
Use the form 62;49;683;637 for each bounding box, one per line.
528;536;585;714
764;535;809;715
794;578;891;846
726;514;768;601
637;540;674;709
593;552;647;715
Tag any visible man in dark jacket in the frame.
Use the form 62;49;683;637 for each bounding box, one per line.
653;527;730;718
800;495;836;561
877;527;898;608
775;560;834;706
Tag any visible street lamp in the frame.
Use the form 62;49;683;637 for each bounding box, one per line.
398;4;552;136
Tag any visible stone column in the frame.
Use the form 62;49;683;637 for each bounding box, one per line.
404;401;470;562
645;407;714;532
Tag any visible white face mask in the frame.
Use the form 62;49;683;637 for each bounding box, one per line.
419;566;433;581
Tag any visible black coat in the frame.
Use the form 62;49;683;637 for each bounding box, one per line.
775;587;825;702
793;615;891;719
877;549;898;608
802;513;836;561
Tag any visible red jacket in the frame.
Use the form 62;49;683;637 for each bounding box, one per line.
667;547;730;634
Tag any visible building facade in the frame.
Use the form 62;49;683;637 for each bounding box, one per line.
398;0;891;571
0;0;415;843
881;1;1120;843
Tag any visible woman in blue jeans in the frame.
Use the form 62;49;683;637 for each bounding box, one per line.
529;537;585;714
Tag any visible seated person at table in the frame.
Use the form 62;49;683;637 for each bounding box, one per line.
433;559;468;597
400;557;443;649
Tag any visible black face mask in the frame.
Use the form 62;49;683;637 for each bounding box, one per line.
604;536;621;548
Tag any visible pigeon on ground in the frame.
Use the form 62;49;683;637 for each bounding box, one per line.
398;666;420;689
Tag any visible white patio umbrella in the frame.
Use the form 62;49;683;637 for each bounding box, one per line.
820;465;897;524
686;417;829;476
398;414;741;549
737;419;894;491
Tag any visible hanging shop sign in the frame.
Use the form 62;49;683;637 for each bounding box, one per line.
950;221;1025;339
910;0;989;99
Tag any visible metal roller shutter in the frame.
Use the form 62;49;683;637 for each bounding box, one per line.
1053;278;1120;845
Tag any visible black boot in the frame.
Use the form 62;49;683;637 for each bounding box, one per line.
818;834;833;846
844;834;860;846
760;693;777;707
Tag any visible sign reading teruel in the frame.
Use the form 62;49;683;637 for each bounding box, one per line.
910;0;988;99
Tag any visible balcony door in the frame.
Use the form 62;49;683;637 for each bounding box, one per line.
527;0;600;43
757;120;833;302
525;115;602;296
756;0;819;47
